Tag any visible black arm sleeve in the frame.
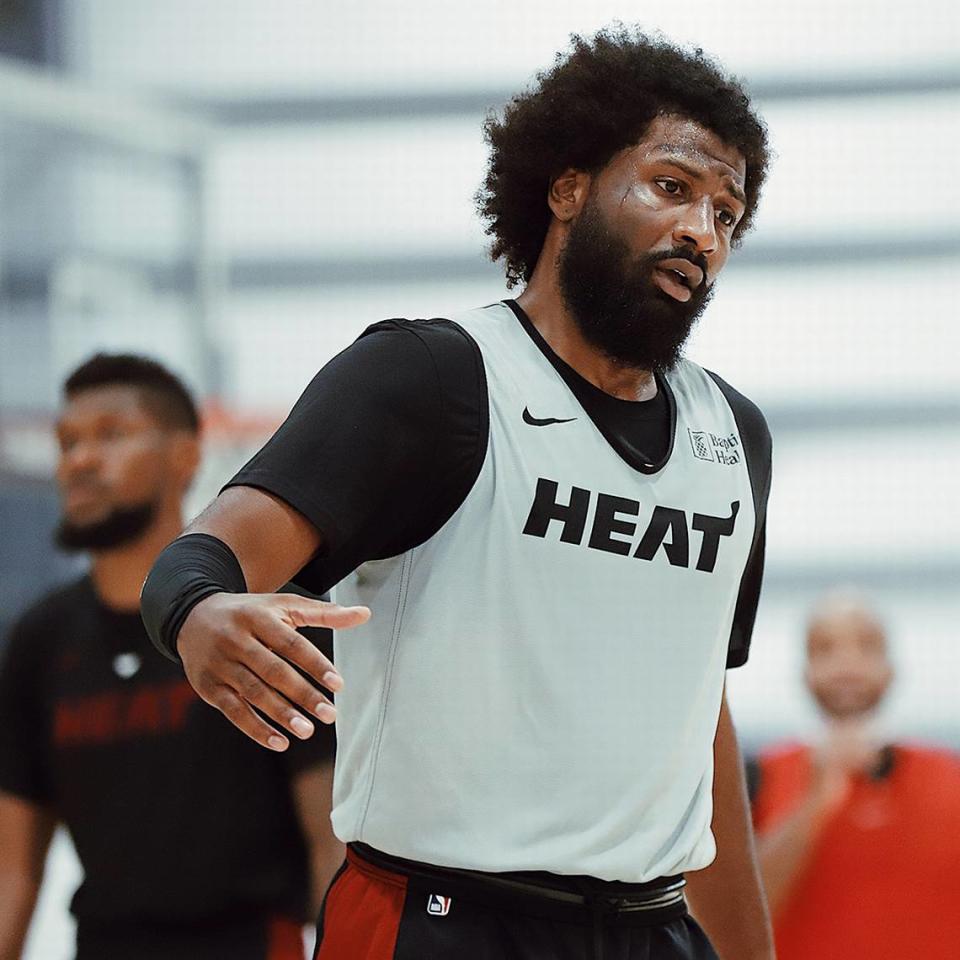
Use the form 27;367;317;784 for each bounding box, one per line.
0;613;54;805
141;533;248;662
705;370;773;669
225;318;487;596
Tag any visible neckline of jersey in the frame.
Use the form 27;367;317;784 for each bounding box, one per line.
502;299;678;475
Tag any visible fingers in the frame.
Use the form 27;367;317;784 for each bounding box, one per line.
226;662;332;740
207;686;291;752
276;595;371;631
180;592;368;753
240;630;339;720
250;612;343;694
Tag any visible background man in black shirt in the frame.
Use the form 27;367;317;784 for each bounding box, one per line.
0;354;340;960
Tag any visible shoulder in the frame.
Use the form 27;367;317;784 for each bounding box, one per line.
322;316;485;412
897;743;960;778
5;577;90;646
355;317;482;370
276;316;486;432
746;741;809;791
700;367;772;451
894;745;960;821
2;577;90;675
689;365;772;492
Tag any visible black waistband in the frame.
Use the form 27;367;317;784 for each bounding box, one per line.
349;843;687;926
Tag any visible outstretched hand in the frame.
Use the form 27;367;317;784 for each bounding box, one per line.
177;592;370;751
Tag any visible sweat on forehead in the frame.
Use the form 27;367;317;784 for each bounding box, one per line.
648;134;746;171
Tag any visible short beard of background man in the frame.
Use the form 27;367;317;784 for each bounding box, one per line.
0;354;341;960
143;27;777;960
749;592;960;960
55;502;157;552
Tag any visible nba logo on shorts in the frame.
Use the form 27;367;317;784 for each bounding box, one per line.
426;893;452;916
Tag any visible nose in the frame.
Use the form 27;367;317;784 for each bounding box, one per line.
672;198;718;257
60;438;103;476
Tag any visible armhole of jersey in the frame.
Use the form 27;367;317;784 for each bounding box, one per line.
705;369;772;668
369;317;490;559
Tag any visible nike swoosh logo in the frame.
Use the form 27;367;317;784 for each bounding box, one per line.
522;407;578;427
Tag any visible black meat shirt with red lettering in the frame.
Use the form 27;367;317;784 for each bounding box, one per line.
0;575;334;951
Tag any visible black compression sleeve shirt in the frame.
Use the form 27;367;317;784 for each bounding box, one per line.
226;304;769;665
227;317;488;595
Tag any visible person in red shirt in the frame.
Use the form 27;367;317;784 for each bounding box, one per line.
749;592;960;960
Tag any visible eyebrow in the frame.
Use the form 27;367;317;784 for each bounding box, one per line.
651;149;747;208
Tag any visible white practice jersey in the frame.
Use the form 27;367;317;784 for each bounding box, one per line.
330;301;768;881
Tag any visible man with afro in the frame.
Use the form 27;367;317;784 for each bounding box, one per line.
143;27;775;960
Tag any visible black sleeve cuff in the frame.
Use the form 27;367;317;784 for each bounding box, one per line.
140;533;247;662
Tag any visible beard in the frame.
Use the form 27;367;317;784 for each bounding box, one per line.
557;197;715;372
55;501;158;552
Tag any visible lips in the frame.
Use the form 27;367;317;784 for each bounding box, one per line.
658;258;704;288
652;258;705;304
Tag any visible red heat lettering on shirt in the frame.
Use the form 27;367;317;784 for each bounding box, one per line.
53;680;197;746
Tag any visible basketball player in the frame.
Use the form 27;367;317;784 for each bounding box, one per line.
142;29;775;960
749;592;960;960
0;355;340;960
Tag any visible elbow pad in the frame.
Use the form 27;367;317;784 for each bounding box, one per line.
140;533;247;663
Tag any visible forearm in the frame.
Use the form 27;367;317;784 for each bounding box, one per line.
756;793;832;916
685;694;774;960
0;795;53;960
0;875;41;960
308;838;346;917
291;763;345;917
140;487;324;662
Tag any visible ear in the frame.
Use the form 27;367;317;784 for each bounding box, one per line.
547;168;591;222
